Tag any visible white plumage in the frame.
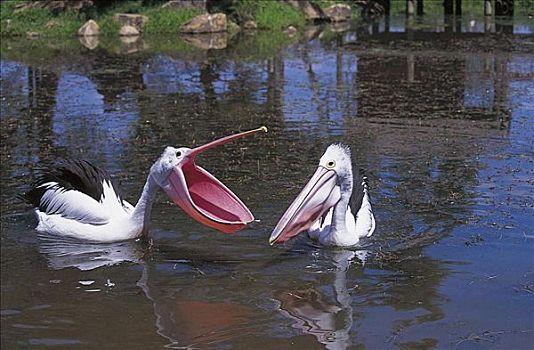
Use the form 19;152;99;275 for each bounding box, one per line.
24;126;267;242
24;148;179;242
270;144;376;247
308;175;375;246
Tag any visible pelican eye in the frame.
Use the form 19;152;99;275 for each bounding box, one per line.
326;160;336;169
176;151;182;157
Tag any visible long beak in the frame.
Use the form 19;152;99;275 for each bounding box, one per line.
269;166;341;245
188;126;267;158
165;126;267;234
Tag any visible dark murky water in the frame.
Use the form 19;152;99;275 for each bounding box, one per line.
1;15;533;349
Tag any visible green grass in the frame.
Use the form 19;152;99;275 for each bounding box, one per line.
254;1;306;29
0;1;83;37
229;0;306;29
142;7;203;34
0;0;202;37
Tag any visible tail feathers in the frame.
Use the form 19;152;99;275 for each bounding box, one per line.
22;159;125;211
349;172;371;215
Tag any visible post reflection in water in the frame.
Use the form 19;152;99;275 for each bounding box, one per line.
1;13;533;349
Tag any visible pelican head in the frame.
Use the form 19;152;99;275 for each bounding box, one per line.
154;127;267;234
269;144;354;244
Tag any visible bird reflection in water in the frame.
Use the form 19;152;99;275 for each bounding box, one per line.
38;236;255;348
276;249;367;350
137;264;254;348
38;235;146;271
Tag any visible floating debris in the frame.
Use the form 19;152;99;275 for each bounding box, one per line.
104;279;115;288
79;280;95;286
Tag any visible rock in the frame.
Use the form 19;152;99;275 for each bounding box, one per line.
78;19;99;36
26;31;41;39
303;25;323;41
181;32;227;50
118;36;148;54
161;0;207;10
324;4;352;22
243;20;257;30
284;25;298;36
284;0;327;21
329;21;350;32
113;13;148;32
15;0;94;14
46;20;59;28
179;13;227;34
79;35;99;49
119;25;140;37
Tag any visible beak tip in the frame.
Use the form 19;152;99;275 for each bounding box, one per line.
260;126;268;133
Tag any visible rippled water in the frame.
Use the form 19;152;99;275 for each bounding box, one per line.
1;15;533;349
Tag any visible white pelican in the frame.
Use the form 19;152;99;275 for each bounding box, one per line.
24;127;267;242
269;144;375;247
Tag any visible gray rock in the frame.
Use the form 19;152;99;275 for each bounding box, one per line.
15;0;94;13
119;25;140;37
113;13;148;32
26;31;41;39
161;0;207;10
303;25;323;41
324;4;352;22
78;19;99;36
329;21;350;32
181;32;227;50
118;37;147;55
79;35;99;49
179;13;227;34
284;25;298;36
284;0;327;21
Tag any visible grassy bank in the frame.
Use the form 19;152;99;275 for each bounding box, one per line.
0;1;205;37
1;0;346;38
224;0;306;29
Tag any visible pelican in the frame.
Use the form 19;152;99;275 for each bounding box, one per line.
23;127;267;242
269;144;375;247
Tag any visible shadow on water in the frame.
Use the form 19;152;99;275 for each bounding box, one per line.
1;13;533;349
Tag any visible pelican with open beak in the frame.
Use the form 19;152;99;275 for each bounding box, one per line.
269;144;375;247
162;126;268;234
24;127;267;242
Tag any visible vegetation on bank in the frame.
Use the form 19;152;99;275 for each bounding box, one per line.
0;0;205;37
3;0;530;38
1;0;357;38
221;0;306;30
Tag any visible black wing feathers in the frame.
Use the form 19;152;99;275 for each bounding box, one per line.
349;169;370;215
23;159;123;211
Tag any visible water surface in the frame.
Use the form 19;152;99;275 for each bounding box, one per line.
1;15;533;349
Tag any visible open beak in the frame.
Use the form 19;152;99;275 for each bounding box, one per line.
164;126;267;234
269;166;341;244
